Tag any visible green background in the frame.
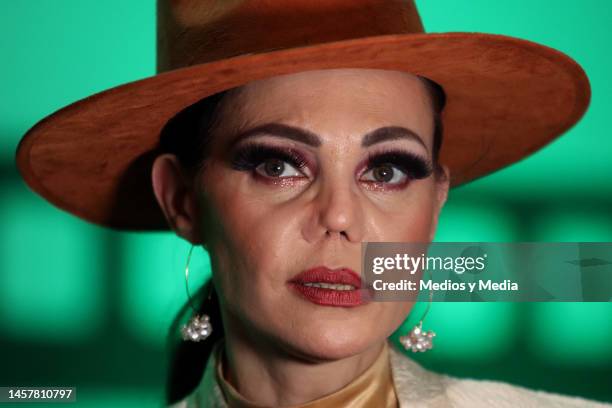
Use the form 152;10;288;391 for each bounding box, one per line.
1;0;611;406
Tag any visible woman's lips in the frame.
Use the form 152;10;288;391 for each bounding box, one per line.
287;266;369;307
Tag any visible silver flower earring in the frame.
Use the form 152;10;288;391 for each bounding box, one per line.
181;244;214;342
399;270;435;352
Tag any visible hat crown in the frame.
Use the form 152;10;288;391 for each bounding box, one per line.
157;0;424;72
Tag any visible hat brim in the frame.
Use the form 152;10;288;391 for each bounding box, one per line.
15;32;590;231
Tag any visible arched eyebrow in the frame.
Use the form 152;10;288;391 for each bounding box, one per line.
229;122;427;151
361;126;428;152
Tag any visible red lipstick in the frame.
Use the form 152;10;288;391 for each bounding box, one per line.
287;266;369;307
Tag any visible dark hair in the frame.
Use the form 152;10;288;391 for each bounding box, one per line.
159;90;229;180
161;75;447;405
165;280;222;405
420;76;447;179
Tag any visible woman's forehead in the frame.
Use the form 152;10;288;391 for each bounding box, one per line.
235;68;430;111
215;68;435;151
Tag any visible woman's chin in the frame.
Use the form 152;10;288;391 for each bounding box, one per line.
275;325;386;362
244;299;400;361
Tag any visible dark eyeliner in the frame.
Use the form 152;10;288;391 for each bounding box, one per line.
230;143;308;172
366;149;433;180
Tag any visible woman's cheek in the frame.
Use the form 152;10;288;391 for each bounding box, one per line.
375;199;436;242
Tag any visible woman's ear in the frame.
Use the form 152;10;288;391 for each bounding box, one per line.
151;153;202;244
429;164;450;242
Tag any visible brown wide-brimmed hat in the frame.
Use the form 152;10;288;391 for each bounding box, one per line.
15;0;590;231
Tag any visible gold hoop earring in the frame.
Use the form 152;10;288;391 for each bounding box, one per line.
399;269;435;352
181;244;213;342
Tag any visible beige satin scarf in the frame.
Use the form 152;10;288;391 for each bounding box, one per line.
215;341;398;408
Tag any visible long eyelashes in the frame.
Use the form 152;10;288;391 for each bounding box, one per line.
229;142;433;183
230;143;309;173
364;149;433;180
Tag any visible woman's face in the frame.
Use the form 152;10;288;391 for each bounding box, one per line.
177;69;448;360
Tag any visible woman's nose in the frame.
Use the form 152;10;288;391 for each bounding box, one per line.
312;177;364;242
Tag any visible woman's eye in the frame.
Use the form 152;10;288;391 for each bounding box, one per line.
255;158;303;178
361;164;407;184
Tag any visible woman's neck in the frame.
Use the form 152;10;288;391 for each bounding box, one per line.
220;331;386;406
